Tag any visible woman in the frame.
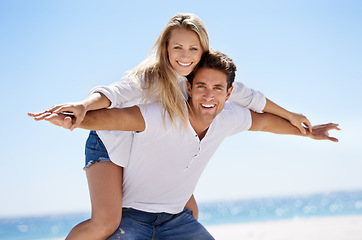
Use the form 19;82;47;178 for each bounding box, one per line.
30;13;311;240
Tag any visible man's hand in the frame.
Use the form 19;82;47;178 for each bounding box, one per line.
29;105;145;132
308;123;340;142
28;112;74;129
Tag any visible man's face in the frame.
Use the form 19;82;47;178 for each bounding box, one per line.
187;67;233;125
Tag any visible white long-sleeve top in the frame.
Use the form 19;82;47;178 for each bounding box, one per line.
89;75;266;112
88;75;266;166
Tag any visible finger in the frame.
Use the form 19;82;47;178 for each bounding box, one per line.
304;119;313;133
28;111;48;117
44;112;59;120
46;105;63;113
63;117;73;129
330;126;341;131
53;106;73;114
325;123;340;131
328;136;339;142
70;118;81;131
34;112;52;120
322;123;339;128
28;112;39;117
332;124;340;129
298;125;306;135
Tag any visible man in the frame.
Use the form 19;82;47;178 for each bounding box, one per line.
30;51;339;239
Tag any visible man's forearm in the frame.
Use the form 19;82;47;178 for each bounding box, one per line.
249;111;339;142
250;111;303;136
80;107;145;132
79;109;116;130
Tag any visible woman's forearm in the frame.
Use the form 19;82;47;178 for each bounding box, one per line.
83;92;112;111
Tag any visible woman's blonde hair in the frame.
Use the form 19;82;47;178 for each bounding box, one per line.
127;13;209;126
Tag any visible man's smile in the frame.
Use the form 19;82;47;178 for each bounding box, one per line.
201;104;215;108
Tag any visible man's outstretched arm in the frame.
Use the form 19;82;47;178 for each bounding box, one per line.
248;110;340;142
29;106;146;132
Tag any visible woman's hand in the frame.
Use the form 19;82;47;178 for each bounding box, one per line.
48;102;87;131
287;112;312;134
28;101;86;131
28;111;74;129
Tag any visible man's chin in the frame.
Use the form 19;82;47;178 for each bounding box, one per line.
199;114;216;122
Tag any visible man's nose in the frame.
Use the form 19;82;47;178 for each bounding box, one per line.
203;89;214;101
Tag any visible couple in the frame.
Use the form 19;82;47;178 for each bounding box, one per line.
30;50;339;239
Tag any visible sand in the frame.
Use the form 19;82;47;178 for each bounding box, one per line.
206;215;362;240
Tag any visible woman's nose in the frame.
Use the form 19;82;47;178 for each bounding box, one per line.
180;49;189;58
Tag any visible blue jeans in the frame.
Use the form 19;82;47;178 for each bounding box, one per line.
107;208;214;240
84;131;111;169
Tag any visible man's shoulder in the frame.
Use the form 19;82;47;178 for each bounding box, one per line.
217;103;252;133
137;102;176;130
137;102;165;122
221;102;250;116
138;101;163;113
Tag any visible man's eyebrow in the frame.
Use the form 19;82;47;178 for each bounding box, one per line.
194;82;226;88
194;82;206;85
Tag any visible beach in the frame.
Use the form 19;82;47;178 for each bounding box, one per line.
206;215;362;240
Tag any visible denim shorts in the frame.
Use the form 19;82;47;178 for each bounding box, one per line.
84;131;111;170
107;208;214;240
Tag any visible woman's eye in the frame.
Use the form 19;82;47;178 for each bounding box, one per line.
190;47;198;51
174;46;182;50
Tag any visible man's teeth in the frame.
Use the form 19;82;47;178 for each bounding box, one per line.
202;104;215;108
178;61;192;66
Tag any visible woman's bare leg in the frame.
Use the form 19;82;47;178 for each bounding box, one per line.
66;161;123;240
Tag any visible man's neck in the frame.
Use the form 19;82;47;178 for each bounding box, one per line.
188;108;212;141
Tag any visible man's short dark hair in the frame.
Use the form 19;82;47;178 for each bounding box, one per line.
187;50;237;89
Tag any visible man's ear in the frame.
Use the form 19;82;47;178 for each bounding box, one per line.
225;86;234;101
187;81;192;97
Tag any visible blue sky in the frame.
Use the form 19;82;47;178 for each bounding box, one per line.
1;0;361;217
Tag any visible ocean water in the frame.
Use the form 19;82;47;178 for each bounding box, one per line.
1;190;361;240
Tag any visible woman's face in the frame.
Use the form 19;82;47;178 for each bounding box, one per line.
167;28;203;76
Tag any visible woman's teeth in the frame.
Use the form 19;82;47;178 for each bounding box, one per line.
177;61;192;66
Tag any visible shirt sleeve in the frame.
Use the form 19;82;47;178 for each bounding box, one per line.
134;102;173;142
219;103;252;136
232;104;252;135
88;77;143;108
228;81;266;113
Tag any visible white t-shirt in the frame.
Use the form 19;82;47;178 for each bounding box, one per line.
121;102;252;214
90;75;265;166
